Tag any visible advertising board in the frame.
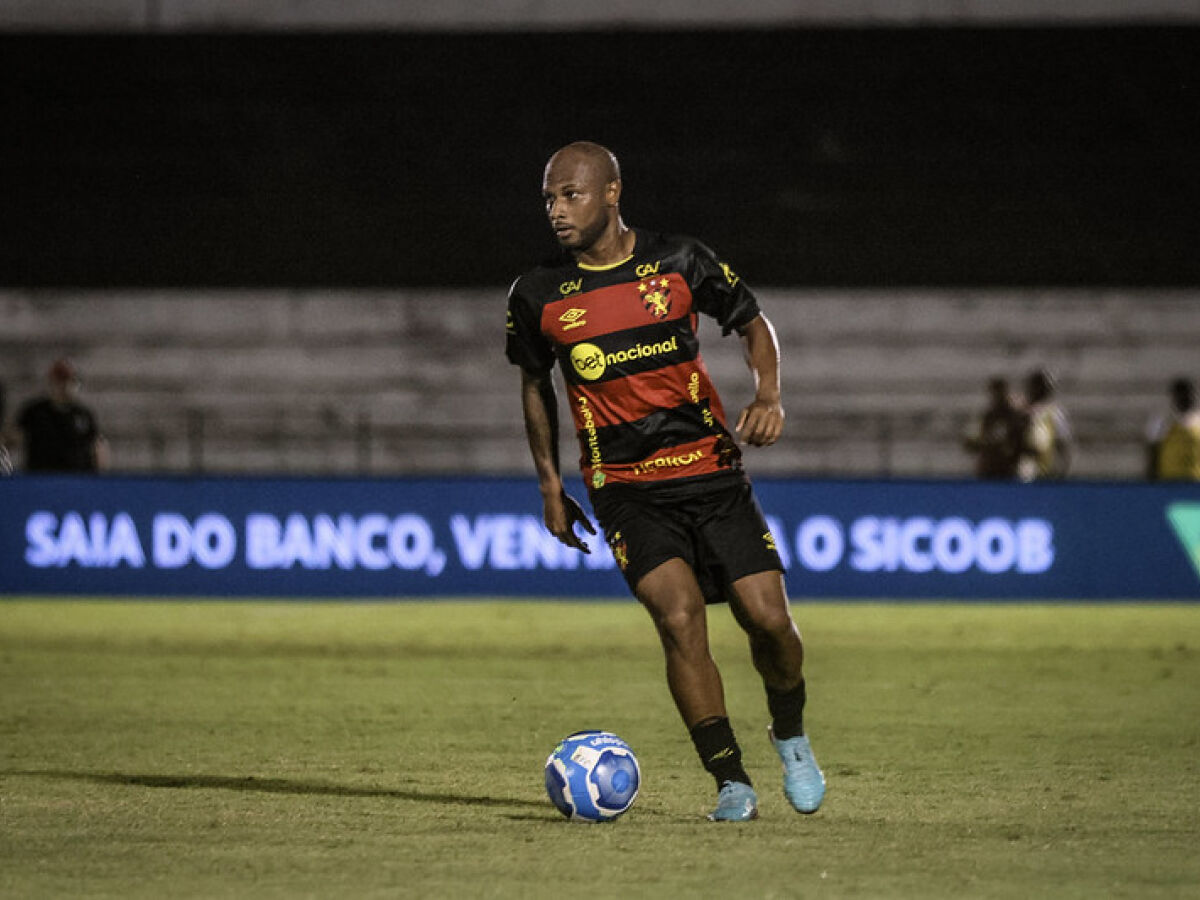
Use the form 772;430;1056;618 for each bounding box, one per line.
2;476;1198;600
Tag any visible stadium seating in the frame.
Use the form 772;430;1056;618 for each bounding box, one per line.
1;288;1196;479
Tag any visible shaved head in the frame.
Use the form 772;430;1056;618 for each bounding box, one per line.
545;141;621;185
541;141;629;260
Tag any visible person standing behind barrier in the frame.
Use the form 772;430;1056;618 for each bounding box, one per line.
962;376;1030;479
1145;377;1200;481
1019;367;1073;481
14;358;108;473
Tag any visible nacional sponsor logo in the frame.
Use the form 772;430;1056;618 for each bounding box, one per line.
570;343;607;381
569;336;680;382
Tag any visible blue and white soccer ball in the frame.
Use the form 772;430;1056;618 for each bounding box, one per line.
544;730;641;823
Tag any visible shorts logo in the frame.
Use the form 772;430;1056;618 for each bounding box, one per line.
719;262;740;288
608;531;629;571
570;343;607;381
638;276;672;319
763;531;778;552
558;307;588;331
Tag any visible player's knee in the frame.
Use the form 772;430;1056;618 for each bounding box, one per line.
740;597;796;642
647;602;707;652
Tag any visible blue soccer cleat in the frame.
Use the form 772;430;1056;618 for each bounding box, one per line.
768;727;825;814
707;780;759;822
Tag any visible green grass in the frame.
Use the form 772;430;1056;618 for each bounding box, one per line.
1;599;1198;899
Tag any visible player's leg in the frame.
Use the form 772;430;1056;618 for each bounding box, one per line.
728;569;804;693
694;478;825;814
728;570;825;814
635;558;725;726
635;558;757;821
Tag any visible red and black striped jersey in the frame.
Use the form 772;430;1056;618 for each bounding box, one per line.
505;228;762;492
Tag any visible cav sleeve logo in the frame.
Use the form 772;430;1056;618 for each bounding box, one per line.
1166;502;1200;580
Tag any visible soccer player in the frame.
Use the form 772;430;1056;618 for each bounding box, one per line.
505;141;824;821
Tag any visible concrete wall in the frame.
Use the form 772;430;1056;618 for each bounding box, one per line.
3;0;1199;31
2;288;1195;480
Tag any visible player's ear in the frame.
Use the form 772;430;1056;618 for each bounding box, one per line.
606;179;622;207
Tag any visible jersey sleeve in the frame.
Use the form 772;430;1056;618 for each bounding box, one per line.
504;277;555;374
686;240;762;336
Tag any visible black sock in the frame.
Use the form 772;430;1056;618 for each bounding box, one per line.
766;678;806;741
689;716;752;789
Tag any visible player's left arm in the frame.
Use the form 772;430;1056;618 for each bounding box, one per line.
735;313;785;447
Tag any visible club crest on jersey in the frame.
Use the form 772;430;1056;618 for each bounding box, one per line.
638;276;672;319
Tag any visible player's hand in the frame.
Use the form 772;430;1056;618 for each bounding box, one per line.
736;397;785;447
543;490;597;553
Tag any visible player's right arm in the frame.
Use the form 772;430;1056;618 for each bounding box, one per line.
507;277;595;552
519;367;595;553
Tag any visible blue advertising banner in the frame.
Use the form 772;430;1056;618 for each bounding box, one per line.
1;475;1198;600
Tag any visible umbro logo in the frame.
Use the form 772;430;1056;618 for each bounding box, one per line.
559;308;588;331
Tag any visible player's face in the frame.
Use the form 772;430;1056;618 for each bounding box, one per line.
542;155;613;252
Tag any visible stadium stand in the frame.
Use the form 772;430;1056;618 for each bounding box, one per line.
1;288;1195;479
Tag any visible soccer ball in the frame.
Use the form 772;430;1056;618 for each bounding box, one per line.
544;730;641;822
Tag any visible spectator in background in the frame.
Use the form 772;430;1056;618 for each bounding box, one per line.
1145;377;1200;481
1019;367;1073;481
962;376;1030;479
14;358;108;473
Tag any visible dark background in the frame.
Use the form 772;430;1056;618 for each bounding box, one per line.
2;27;1197;287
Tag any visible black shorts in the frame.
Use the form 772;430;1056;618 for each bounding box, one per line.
591;473;784;604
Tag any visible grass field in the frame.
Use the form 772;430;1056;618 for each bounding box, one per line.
1;599;1198;899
